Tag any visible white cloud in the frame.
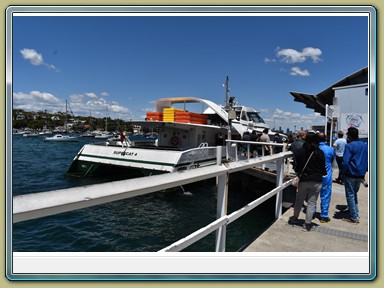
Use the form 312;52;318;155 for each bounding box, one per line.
84;92;98;99
277;49;306;64
14;90;133;120
68;92;132;120
20;49;43;65
13;91;63;112
13;91;61;105
302;47;322;63
68;94;85;103
261;108;324;131
264;57;276;63
20;48;60;72
141;107;156;112
276;47;322;64
290;67;310;77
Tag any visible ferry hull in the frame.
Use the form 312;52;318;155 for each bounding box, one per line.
67;144;222;177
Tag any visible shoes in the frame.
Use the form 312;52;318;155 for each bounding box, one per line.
301;223;314;232
320;217;331;223
288;216;300;225
342;217;359;224
333;179;344;185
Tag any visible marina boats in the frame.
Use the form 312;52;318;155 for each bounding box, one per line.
67;80;270;177
44;100;78;142
80;131;95;138
22;131;40;137
94;132;114;139
43;134;78;142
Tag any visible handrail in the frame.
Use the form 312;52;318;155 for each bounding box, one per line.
13;149;293;252
159;178;293;252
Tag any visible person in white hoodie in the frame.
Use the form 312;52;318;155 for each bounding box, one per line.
333;131;347;184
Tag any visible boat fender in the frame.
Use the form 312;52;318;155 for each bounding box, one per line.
171;136;179;146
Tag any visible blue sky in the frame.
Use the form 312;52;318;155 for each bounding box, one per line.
12;13;369;131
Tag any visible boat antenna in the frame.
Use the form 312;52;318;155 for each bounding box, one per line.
223;76;230;109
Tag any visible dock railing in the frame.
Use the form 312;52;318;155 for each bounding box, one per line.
13;143;294;252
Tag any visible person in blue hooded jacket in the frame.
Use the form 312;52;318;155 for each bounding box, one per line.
341;127;368;224
317;132;335;223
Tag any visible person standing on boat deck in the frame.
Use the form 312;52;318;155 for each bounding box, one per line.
340;127;368;224
286;133;295;144
273;132;283;153
289;130;306;170
259;128;271;155
249;130;258;157
242;130;251;157
317;132;335;223
120;131;125;146
289;131;327;231
333;131;347;184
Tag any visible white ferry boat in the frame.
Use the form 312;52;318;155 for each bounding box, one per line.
67;79;270;177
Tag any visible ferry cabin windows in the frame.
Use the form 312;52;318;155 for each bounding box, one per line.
234;106;265;124
247;112;265;124
235;109;248;121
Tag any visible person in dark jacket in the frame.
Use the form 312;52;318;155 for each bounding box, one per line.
340;127;368;224
289;130;306;169
289;131;327;231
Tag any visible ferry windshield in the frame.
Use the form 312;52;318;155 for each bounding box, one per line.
247;112;265;123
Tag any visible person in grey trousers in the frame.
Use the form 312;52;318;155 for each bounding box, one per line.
288;131;327;231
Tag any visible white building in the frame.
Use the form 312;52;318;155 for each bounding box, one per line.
290;67;369;141
333;83;368;139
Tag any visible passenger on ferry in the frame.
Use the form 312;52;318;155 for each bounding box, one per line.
286;133;295;144
340;127;368;224
288;131;327;231
273;133;283;153
241;130;251;156
259;128;271;155
317;132;335;223
249;130;259;157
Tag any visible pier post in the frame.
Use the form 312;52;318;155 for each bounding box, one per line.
261;145;266;170
216;146;222;165
275;158;284;219
215;173;228;252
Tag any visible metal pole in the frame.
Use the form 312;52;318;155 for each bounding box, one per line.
261;145;265;170
215;173;228;252
325;104;329;138
224;76;229;109
216;146;222;165
275;158;284;219
329;117;334;146
235;143;238;162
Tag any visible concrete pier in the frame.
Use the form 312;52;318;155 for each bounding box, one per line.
244;170;370;252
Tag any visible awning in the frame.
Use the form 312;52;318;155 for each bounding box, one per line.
290;67;368;116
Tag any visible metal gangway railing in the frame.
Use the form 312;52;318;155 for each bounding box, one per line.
13;142;294;252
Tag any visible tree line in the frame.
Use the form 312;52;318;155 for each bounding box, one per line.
12;109;134;132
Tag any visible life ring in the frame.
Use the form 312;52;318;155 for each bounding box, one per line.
171;136;179;146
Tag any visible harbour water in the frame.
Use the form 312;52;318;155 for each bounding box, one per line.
12;134;277;252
